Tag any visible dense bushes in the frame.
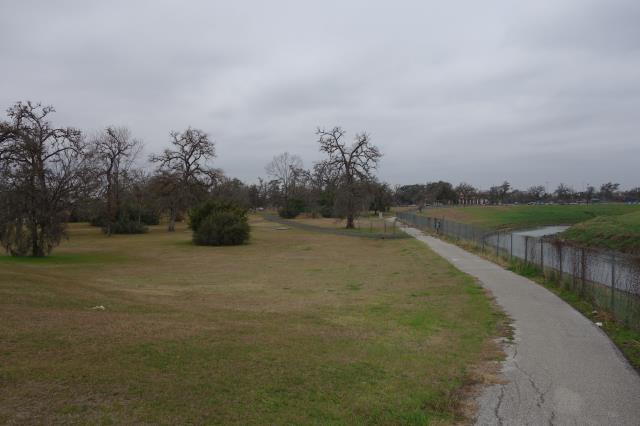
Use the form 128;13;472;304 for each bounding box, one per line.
104;219;148;234
189;200;250;246
90;205;159;234
278;207;300;219
319;205;334;218
278;198;305;219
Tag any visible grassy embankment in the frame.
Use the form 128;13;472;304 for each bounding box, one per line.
421;204;640;230
0;217;505;425
421;204;640;253
561;210;640;255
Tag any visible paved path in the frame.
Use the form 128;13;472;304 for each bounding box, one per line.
399;223;640;425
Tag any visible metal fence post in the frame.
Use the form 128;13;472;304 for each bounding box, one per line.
540;239;544;272
581;248;586;297
611;252;616;311
496;232;500;257
510;233;513;260
558;244;563;285
524;236;528;263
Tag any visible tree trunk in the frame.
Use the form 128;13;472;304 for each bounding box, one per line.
31;223;44;257
31;225;39;257
346;215;355;229
168;209;176;232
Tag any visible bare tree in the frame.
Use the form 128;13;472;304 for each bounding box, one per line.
526;185;546;202
150;127;216;231
599;182;620;201
455;182;477;206
147;171;181;228
265;152;303;208
370;181;394;215
554;183;575;202
584;185;596;203
498;181;511;204
426;181;457;205
625;187;640;202
247;177;268;209
316;126;382;229
92;126;142;235
0;101;89;256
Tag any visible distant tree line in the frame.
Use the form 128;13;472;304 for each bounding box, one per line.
394;180;640;208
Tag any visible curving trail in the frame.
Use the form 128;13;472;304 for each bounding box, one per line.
399;222;640;426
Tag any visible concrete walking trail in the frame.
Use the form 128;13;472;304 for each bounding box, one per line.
399;223;640;425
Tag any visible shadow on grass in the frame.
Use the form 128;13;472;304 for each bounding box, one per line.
0;252;125;265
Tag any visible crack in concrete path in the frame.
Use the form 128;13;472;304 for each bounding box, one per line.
493;385;505;426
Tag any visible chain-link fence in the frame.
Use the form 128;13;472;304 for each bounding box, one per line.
396;211;640;330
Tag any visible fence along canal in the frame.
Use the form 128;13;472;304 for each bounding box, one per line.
396;211;640;330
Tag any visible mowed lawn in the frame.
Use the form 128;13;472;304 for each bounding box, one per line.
287;216;403;236
0;217;502;425
420;204;640;230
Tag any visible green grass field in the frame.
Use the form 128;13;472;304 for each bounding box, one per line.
420;204;640;230
0;217;504;425
279;215;405;238
560;210;640;254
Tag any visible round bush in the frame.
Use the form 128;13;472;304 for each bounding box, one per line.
192;210;249;246
278;198;305;219
190;200;250;246
319;205;334;218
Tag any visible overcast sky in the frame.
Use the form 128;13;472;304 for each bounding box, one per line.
1;0;639;190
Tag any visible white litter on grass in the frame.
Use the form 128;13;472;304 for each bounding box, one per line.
595;322;603;327
90;305;106;311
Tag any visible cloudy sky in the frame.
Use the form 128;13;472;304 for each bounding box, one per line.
1;0;639;190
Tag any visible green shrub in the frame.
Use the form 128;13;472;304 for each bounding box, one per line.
190;200;250;246
278;198;305;219
129;207;160;226
93;206;160;230
103;219;148;234
90;214;107;227
319;205;334;218
278;207;300;219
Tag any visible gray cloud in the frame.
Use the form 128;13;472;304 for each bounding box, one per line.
1;0;639;190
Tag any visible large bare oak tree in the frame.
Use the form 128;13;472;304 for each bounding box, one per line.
316;126;381;229
0;102;90;256
150;127;217;231
92;126;142;235
265;152;303;208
